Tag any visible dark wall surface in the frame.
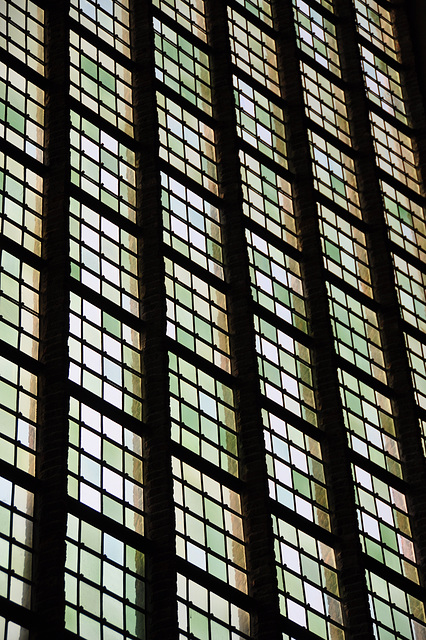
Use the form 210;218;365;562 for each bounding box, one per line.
406;0;426;108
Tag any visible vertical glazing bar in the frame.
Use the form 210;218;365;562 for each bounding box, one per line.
403;1;426;124
33;1;69;636
131;2;178;638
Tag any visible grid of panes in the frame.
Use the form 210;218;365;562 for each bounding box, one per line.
272;515;345;640
68;293;143;418
404;333;426;414
230;6;315;428
318;203;373;298
0;476;34;611
246;199;341;624
299;0;375;409
296;0;362;364
299;3;377;405
169;353;238;476
353;464;419;583
68;398;144;534
308;130;361;218
227;5;280;95
254;314;317;427
293;0;340;77
327;282;386;383
0;617;29;640
370;112;420;194
67;232;144;626
300;3;426;609
0;63;45;162
160;155;245;619
69;198;140;315
0;0;45;74
67;14;141;380
366;569;426;640
0;249;40;360
247;194;338;609
404;309;426;464
246;229;308;333
353;0;426;441
157;34;227;371
234;0;273;28
353;0;398;61
70;112;137;222
300;61;351;147
378;130;426;453
152;0;207;42
64;514;146;640
392;253;426;333
165;259;231;372
0;154;43;256
69;0;131;57
231;7;345;634
359;45;408;124
263;409;331;531
69;30;134;137
0;1;45;633
157;92;218;195
353;0;421;194
304;3;426;630
173;457;247;593
161;172;224;279
2;0;425;638
153;17;212;115
381;182;426;265
239;150;297;247
233;76;287;169
336;331;423;628
156;0;234;463
177;573;251;640
338;368;401;477
382;184;426;446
